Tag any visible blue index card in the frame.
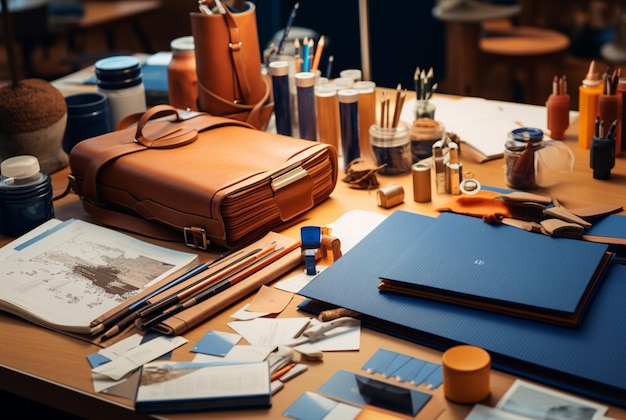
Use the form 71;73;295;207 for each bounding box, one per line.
382;353;412;378
361;348;397;374
318;369;431;417
411;361;440;387
191;330;241;356
424;364;443;389
390;358;425;383
361;348;443;389
283;391;341;420
87;353;111;369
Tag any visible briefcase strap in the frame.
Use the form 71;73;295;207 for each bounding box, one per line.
197;75;272;130
82;200;183;243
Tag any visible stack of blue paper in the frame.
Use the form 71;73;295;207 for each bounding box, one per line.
298;210;626;408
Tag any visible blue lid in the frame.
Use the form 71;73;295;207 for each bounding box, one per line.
510;127;544;142
95;56;143;90
95;55;141;72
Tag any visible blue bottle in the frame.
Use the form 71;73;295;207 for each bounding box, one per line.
295;72;318;140
269;61;292;136
0;155;54;237
338;88;360;168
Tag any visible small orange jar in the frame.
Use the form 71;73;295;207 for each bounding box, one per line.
167;36;198;111
442;345;491;404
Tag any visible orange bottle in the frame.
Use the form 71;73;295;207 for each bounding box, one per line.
578;60;603;149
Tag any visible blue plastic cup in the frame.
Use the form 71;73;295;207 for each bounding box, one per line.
62;92;113;154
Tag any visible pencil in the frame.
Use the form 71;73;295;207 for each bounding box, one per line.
391;84;403;128
271;363;296;381
95;247;244;339
311;35;325;72
138;246;284;330
137;245;277;320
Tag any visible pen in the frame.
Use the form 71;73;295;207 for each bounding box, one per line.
278;2;300;55
325;55;333;78
606;120;618;140
270;362;296;382
293;318;311;338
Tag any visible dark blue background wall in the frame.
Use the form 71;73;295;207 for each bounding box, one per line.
255;0;444;89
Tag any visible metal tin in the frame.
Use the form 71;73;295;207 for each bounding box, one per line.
376;183;404;208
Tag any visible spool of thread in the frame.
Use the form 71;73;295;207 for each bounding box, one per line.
442;345;491;404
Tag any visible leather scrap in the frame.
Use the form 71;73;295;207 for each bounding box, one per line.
564;203;624;219
540;218;585;239
543;205;592;229
496;191;552;204
438;190;546;223
342;158;385;190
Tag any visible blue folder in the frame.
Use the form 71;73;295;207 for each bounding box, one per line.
377;212;610;327
298;210;626;408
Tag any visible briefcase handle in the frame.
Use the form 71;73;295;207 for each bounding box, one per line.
134;105;199;148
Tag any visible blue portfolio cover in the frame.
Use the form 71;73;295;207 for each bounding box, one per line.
377;212;610;327
298;210;626;408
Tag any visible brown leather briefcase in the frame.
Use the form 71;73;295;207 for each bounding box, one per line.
68;105;338;249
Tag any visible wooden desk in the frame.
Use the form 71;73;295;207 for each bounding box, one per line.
1;95;626;419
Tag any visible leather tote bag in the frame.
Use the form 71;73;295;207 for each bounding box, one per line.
190;2;274;130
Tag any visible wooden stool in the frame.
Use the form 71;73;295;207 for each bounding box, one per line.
479;20;570;103
432;0;521;97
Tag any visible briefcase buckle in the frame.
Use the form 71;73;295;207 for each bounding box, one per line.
184;226;209;250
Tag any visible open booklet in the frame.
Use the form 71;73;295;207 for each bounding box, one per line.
0;218;199;335
134;361;272;414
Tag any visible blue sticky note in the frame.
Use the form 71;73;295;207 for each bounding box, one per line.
424;364;443;389
411;361;440;386
361;348;397;374
86;352;111;368
283;391;339;420
382;353;412;378
390;358;425;383
318;370;431;416
191;330;241;356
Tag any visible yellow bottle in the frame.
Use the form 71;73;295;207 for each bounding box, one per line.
578;60;604;149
